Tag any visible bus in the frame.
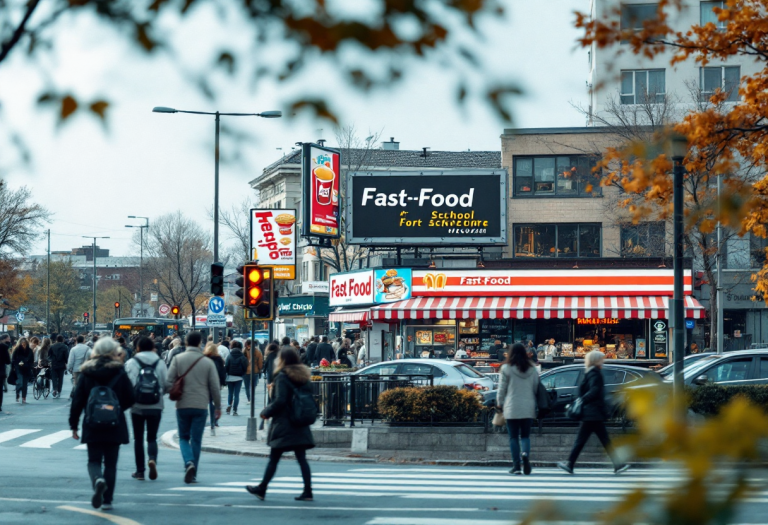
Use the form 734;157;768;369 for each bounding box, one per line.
112;317;184;341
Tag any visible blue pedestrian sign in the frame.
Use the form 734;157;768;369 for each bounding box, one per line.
208;296;225;314
685;319;695;330
207;296;226;327
15;312;24;323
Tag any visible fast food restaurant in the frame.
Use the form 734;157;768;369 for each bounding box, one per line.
329;266;705;366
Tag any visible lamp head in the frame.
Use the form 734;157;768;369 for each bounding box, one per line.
152;106;177;114
258;110;282;118
669;132;688;159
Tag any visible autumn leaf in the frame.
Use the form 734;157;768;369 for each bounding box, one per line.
217;51;235;75
289;98;338;124
89;100;109;120
60;95;78;120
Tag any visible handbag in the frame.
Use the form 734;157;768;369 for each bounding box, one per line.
168;356;204;401
536;381;551;418
492;407;505;427
565;397;584;421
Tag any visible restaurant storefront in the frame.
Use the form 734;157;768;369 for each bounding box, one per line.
276;295;330;341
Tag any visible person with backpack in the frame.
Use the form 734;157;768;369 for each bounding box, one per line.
69;338;135;511
246;347;316;501
125;336;167;481
166;332;221;483
224;340;248;416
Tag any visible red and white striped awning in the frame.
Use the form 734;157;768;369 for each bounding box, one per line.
328;308;370;323
371;296;706;321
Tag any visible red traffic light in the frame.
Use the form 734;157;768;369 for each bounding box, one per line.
83;312;89;318
114;302;120;308
171;305;180;315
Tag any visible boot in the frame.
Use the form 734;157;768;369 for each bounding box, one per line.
509;462;522;475
295;489;313;501
522;453;532;475
557;461;574;474
246;484;266;500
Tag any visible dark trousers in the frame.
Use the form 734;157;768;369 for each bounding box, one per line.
259;448;312;493
131;412;161;474
506;418;532;462
87;443;120;504
568;420;618;466
227;381;242;411
51;368;65;394
0;378;4;408
15;375;29;399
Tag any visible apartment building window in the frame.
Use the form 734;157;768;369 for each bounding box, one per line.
700;66;740;102
514;155;601;197
621;4;658;31
514;224;601;258
725;234;768;269
302;261;309;281
620;70;665;104
620;222;665;257
700;1;726;29
314;262;327;281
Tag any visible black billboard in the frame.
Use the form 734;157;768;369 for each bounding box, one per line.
346;170;507;245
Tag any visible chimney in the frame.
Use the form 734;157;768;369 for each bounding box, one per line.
382;137;399;150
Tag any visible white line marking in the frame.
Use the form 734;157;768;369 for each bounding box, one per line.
74;443;87;450
20;430;73;448
365;518;514;525
0;428;41;444
267;472;689;483
158;503;490;512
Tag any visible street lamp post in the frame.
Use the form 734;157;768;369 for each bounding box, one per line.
670;134;688;407
83;236;110;331
152;106;281;340
126;217;149;317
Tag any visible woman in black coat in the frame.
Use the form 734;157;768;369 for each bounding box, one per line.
11;338;34;404
69;338;135;510
247;347;315;502
557;350;628;475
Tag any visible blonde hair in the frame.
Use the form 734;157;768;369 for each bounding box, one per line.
203;342;219;357
93;337;119;357
585;350;605;369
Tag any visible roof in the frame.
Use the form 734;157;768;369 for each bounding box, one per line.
503;126;654;136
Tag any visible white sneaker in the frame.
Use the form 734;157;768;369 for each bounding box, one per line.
210;427;216;437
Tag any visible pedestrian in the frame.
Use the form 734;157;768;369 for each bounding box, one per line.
557;350;630;475
0;334;10;411
167;332;221;483
37;337;51;368
68;335;91;399
29;337;40;362
49;335;69;398
69;337;135;511
224;340;248;416
264;342;279;388
493;339;505;362
315;336;335;364
203;343;226;436
117;337;132;361
306;336;318;367
338;347;353;368
125;336;168;481
243;339;263;405
165;338;184;366
11;338;34;404
218;339;231;363
497;342;539;476
246;346;315;501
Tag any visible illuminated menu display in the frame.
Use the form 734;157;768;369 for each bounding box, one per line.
577;318;620;325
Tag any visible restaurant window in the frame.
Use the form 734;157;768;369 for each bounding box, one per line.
620;222;665;257
621;4;658;31
700;66;740;102
514;224;601;258
514;156;601;197
620;70;665;104
700;1;726;29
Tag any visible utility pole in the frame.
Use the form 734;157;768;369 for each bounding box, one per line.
716;173;724;354
83;236;110;331
46;229;50;335
126;217;149;317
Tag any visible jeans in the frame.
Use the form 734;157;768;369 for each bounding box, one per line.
176;408;207;471
51;368;65;394
131;412;161;473
227;381;242;412
506;418;532;463
15;375;29;399
243;374;258;402
87;443;120;504
568;420;618;467
208;401;219;429
259;448;312;493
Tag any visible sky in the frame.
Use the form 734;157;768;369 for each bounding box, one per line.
0;0;588;258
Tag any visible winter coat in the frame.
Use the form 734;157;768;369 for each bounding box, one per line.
0;343;11;378
67;344;90;373
261;364;316;451
244;347;263;375
494;344;506;362
497;363;539;420
208;355;226;387
12;346;35;381
125;351;168;413
579;367;610;422
37;345;50;367
306;342;318;365
264;351;279;384
315;342;335;364
338;349;353;369
166;347;221;411
224;349;249;382
49;342;69;370
68;356;135;444
165;345;185;366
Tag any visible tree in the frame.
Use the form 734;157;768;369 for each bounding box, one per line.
0;184;49;257
0;258;32;313
96;286;134;324
28;260;89;334
216;197;255;265
576;0;768;300
141;211;212;322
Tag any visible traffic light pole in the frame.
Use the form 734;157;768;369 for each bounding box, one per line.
246;319;257;441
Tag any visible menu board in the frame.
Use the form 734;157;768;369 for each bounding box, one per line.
480;319;513;352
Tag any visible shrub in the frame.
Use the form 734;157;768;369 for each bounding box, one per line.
688;384;768;416
377;385;484;423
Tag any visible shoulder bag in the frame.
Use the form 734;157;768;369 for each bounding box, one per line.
168;356;204;401
565;397;584;421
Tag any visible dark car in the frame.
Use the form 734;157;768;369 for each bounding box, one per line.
540;363;660;420
672;349;768;387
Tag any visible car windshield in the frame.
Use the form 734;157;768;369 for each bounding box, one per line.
454;363;484;378
676;356;724;381
658;354;711;377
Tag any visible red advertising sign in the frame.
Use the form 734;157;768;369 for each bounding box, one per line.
250;208;297;280
302;143;341;238
329;270;374;307
412;269;693;297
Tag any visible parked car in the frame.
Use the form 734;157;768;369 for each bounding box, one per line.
355;359;495;391
540;363;660;420
656;352;717;378
665;349;768;387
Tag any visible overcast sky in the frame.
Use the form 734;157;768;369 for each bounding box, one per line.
0;1;588;258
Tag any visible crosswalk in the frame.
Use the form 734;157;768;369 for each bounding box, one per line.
0;429;85;450
168;466;768;504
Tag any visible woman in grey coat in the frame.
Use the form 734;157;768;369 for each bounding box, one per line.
497;342;539;475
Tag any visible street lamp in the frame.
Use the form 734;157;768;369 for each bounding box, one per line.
152;105;282;340
127;216;150;317
83;236;110;331
669;133;688;405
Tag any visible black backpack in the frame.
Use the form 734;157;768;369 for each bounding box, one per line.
289;383;318;426
134;359;162;405
85;374;122;430
228;354;247;377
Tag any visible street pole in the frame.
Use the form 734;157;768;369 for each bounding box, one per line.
716;173;724;354
213;112;221;343
127;217;149;317
246;319;257;441
46;229;50;335
83;236;110;331
672;151;686;406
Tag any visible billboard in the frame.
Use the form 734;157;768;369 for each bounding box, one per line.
329;270;374;307
373;268;412;304
302;143;341;238
250;208;296;280
346;170;506;245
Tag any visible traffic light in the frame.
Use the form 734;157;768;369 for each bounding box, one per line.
114;302;120;317
235;263;274;320
83;312;89;321
171;305;180;318
210;262;225;296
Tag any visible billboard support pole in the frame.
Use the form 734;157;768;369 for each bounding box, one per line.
246;319;257;441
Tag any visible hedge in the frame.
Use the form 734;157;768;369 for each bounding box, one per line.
688;384;768;416
377;385;485;423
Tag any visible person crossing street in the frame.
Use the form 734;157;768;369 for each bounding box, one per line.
67;336;90;399
49;335;69;398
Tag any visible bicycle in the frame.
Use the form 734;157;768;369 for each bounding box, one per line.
32;367;51;400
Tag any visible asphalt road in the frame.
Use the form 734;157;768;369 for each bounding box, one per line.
3;376;768;525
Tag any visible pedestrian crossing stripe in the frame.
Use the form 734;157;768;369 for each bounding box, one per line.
19;430;72;448
0;429;85;449
0;429;40;444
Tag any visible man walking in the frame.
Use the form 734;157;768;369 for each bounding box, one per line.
68;336;91;399
306;336;318;367
166;331;221;484
49;335;70;398
316;336;335;364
